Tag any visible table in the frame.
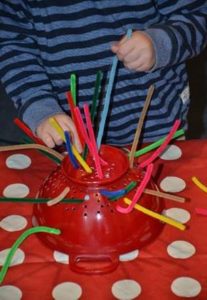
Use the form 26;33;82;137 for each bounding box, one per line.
0;140;207;300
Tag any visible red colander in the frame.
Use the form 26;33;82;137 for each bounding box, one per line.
33;145;164;274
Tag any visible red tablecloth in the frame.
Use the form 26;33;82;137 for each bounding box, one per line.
0;140;207;300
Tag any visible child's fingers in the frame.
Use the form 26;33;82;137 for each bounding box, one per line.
111;42;119;53
124;48;155;71
111;34;129;54
63;122;83;153
124;59;146;71
38;127;63;148
122;47;140;64
56;116;83;153
42;134;55;148
113;31;155;72
116;41;134;60
36;114;82;152
115;32;139;59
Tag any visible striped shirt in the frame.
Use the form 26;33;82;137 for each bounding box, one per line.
0;0;206;146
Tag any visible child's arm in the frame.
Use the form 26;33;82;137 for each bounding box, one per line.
112;1;207;72
36;113;82;152
0;1;63;135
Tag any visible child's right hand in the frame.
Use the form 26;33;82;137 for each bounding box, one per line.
36;113;83;152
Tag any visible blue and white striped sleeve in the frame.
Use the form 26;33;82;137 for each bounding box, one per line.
145;0;207;70
0;0;63;132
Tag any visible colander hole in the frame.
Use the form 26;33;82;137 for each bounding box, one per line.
110;209;114;213
105;172;110;178
95;193;101;202
84;205;87;208
84;213;87;217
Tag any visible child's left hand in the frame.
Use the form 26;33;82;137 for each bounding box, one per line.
111;31;155;72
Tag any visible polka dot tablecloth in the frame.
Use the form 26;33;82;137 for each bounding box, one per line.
0;140;207;300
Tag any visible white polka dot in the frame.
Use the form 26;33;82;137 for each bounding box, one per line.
112;279;141;299
119;250;139;262
84;194;90;201
163;208;191;224
3;184;30;198
0;248;25;266
53;251;69;264
171;277;201;297
52;282;82;300
167;241;196;259
159;145;182;160
160;176;186;193
0;285;22;300
0;215;27;232
6;154;31;170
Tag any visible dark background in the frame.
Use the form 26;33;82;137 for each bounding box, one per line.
0;48;207;145
186;49;207;139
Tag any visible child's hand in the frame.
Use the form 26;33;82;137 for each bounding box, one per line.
111;31;155;72
36;113;83;152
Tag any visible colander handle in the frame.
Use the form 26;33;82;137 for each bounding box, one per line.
70;254;119;274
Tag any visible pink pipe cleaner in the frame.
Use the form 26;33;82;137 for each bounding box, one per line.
74;107;93;151
139;119;181;169
74;106;103;179
195;208;207;216
116;163;154;214
83;104;103;178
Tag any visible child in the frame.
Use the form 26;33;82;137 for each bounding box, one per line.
0;1;206;151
